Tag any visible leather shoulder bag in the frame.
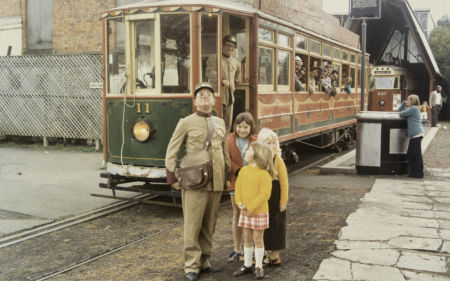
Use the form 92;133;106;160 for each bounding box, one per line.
175;117;214;189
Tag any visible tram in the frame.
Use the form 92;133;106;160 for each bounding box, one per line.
368;65;418;111
99;0;366;200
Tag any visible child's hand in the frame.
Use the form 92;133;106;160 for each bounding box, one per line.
242;210;252;217
226;180;231;188
238;203;246;210
280;204;286;212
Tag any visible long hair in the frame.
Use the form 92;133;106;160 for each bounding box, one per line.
250;142;274;177
408;94;420;108
257;128;281;157
233;112;257;136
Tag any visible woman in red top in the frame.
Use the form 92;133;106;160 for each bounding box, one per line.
226;112;257;262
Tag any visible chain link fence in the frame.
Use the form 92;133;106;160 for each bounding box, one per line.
0;54;103;140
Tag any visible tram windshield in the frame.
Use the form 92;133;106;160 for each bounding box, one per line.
375;76;398;89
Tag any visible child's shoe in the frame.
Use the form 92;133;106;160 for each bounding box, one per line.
254;267;264;279
233;265;252;277
228;251;242;263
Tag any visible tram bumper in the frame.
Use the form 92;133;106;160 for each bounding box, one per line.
107;162;166;179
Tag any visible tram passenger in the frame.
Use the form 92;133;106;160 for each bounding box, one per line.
233;142;274;280
398;94;424;178
206;34;241;134
330;70;339;96
320;67;332;94
165;82;230;281
309;66;321;95
342;76;352;94
429;85;443;127
225;112;257;263
294;56;304;91
257;128;289;269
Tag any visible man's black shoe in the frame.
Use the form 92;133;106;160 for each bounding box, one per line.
200;266;220;274
185;272;199;281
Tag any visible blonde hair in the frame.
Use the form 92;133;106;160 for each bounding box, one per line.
257;128;281;157
408;94;420;107
250;142;274;177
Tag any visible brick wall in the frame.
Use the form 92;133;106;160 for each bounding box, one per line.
53;0;115;54
0;0;22;17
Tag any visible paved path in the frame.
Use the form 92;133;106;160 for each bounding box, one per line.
313;168;450;281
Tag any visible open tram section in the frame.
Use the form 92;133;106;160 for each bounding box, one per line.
99;0;365;201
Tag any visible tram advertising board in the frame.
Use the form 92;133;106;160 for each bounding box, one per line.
349;0;381;19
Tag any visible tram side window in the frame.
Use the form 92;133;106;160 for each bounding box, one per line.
160;14;190;94
277;51;290;91
350;68;356;89
295;53;307;92
332;63;341;88
258;47;274;91
309;57;321;93
107;19;126;94
229;15;249;84
135;20;155;90
202;14;219;93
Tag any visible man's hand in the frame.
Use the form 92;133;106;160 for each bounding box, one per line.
226;180;232;189
222;79;230;87
280;205;286;212
171;182;181;190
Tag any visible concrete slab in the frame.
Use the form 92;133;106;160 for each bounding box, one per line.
334;240;391;250
332;249;400;266
396;252;447;273
388;237;442;251
0;219;53;235
401;271;450;281
440;230;450;240
352;263;405;281
0;146;134;234
441;242;450;253
312;258;352;280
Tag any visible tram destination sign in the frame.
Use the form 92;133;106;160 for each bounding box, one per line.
349;0;381;19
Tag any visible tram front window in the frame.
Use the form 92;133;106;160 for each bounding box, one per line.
375;77;395;89
107;18;126;94
135;20;155;90
160;14;190;94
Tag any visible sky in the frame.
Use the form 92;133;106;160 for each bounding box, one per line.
323;0;450;27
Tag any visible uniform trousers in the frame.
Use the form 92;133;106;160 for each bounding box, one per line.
431;105;441;126
223;103;234;135
182;189;222;274
407;136;424;178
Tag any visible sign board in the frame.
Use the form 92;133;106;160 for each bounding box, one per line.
349;0;381;19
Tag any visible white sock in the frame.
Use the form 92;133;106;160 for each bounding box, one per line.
255;247;265;269
244;246;254;267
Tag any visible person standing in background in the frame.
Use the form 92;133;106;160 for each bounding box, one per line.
429;85;443;127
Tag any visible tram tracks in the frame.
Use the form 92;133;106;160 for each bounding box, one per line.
0;194;152;249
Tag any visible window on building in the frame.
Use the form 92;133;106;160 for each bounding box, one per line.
27;0;53;49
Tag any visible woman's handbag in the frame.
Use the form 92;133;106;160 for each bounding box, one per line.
175;118;215;189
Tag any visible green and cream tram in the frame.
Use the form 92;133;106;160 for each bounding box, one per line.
100;0;367;199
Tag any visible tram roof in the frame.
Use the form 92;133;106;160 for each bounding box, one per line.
102;0;361;52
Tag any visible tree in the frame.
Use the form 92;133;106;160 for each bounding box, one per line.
429;16;450;90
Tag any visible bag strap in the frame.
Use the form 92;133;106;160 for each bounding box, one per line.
204;116;215;149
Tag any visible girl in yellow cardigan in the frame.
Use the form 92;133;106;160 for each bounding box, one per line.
258;128;289;267
233;142;274;279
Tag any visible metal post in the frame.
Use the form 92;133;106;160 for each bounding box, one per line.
361;19;367;111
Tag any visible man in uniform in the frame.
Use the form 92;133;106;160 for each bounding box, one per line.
429;85;443;127
206;34;241;134
165;82;230;281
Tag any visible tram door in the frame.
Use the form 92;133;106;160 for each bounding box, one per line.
222;13;251;126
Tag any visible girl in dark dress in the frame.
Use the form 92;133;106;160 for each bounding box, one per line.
257;128;289;266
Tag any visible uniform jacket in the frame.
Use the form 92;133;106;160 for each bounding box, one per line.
429;90;442;107
398;102;424;138
235;165;272;214
226;133;257;191
165;113;231;191
206;53;241;106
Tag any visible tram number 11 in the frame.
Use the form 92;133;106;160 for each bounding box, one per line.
136;103;151;114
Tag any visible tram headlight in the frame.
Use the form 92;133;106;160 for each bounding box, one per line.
379;99;385;106
131;119;152;143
